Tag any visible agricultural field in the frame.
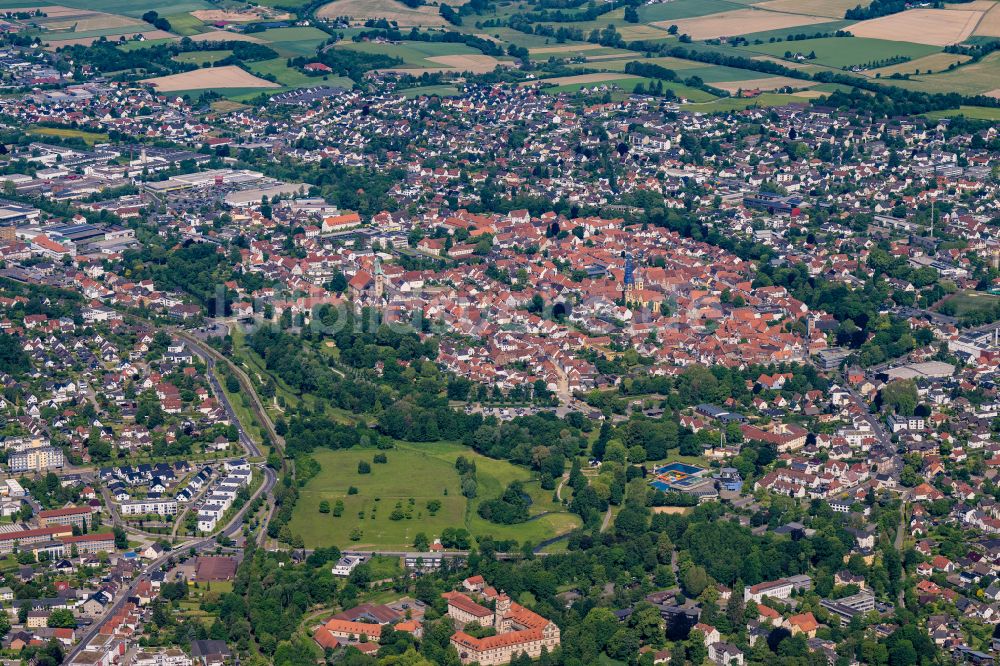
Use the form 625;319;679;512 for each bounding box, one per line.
161;12;209;36
976;2;1000;37
848;8;982;45
925;105;1000;120
288;442;581;550
686;91;813;112
754;0;863;19
0;0;210;16
316;0;455;26
142;64;280;92
712;75;813;93
336;39;511;74
253;26;331;57
736;36;940;70
636;0;751;23
868;52;971;78
186;29;265;43
401;84;462;98
248;57;353;89
27;125;108;145
336;40;487;68
566;55;704;72
657;8;831;40
888;50;1000;95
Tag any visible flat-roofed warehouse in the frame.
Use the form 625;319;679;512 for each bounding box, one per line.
882;361;955;381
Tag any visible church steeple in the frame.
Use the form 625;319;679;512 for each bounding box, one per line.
622;251;642;303
373;256;385;300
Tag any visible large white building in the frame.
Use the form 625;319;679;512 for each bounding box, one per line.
120;499;178;517
9;446;64;473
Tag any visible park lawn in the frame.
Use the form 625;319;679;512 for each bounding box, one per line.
735;36;939;70
936;289;1000;318
288;446;469;550
28;126;108;145
394;440;583;546
290;441;581;550
172;49;233;65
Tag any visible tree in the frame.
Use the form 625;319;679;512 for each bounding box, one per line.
358;461;371;474
686;630;707;665
682;565;709;597
413;532;429;551
880;379;918;416
47;609;76;628
113;526;128;549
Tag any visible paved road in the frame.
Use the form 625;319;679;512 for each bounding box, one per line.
65;464;277;661
176;330;286;456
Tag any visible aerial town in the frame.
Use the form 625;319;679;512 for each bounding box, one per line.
0;0;998;665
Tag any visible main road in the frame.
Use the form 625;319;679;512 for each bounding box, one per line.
67;323;288;661
65;464;277;662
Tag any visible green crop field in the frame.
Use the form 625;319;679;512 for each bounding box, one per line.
248;57;352;89
401;84;462;98
887;50;1000;96
163;12;209;36
255;26;331;57
0;0;212;16
735;19;854;43
335;40;483;68
637;0;750;23
686;92;813;112
288;441;580;550
568;55;704;72
28;126;109;145
925;105;1000;120
736;37;939;70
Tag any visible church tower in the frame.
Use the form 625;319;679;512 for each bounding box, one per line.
373;256;386;300
622;252;643;304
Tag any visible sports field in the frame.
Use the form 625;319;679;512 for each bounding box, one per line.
289;442;580;550
172;49;232;65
